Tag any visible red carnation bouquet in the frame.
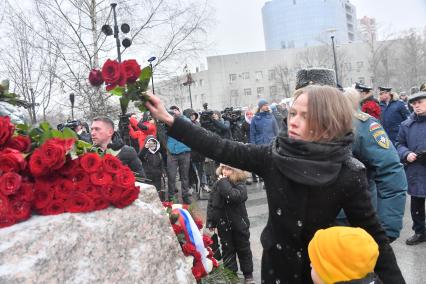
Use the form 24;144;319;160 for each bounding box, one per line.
88;59;152;114
0;116;140;229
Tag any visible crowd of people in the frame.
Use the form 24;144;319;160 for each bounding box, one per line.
64;68;425;283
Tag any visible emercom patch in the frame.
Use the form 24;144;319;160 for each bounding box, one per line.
372;130;390;149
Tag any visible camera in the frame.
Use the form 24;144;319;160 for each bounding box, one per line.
57;120;80;131
221;107;242;124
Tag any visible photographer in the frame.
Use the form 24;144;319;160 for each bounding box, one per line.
58;120;91;143
222;108;245;142
211;111;232;140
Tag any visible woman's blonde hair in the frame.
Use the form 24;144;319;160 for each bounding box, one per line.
216;164;248;184
292;85;353;142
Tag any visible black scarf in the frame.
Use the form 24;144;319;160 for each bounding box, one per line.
271;132;354;186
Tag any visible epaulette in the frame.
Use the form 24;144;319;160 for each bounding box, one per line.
354;111;370;122
344;157;366;171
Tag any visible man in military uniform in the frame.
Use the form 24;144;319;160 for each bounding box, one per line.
379;86;410;145
355;82;381;120
294;69;407;241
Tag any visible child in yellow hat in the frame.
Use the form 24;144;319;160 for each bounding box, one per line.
308;226;382;284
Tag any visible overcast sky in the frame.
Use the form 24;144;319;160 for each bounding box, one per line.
206;0;426;56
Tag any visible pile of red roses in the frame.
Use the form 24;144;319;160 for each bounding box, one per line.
31;152;140;215
0;115;140;229
0;116;33;228
89;59;141;91
162;202;219;281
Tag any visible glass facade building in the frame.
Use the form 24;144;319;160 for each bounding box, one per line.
262;0;358;49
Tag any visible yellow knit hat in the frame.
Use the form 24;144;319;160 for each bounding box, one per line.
308;226;379;284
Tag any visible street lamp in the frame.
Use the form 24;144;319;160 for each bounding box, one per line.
148;56;156;94
330;35;339;86
182;65;194;109
101;3;132;62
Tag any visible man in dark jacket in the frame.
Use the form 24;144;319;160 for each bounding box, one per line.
379;87;410;145
91;116;146;178
397;91;426;245
250;99;279;145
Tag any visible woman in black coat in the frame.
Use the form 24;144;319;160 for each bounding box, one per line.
146;85;404;284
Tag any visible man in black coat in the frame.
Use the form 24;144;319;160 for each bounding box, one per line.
91;116;146;178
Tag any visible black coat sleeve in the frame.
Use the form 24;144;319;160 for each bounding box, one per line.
343;168;405;284
217;178;248;204
118;146;146;178
168;116;269;175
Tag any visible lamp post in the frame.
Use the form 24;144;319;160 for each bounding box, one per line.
69;93;75;120
330;35;339;86
148;56;156;94
101;2;133;145
101;3;132;63
183;65;193;109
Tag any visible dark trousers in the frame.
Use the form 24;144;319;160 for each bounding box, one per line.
167;152;191;200
218;225;253;275
192;161;207;186
411;196;426;234
147;174;163;201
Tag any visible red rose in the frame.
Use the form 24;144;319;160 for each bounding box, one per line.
202;235;213;247
70;169;91;189
122;59;141;83
194;217;204;230
18;182;34;202
112;185;139;209
61;158;80;176
113;167;135;187
83;184;102;198
102;59;127;90
162;201;173;208
100;185;124;203
0;212;15;228
33;186;54;209
29;149;46;176
0;148;26;173
41;200;65;215
181;242;197;256
65;192;95;213
40;138;71;170
90;170;112;186
0;172;22;195
0;193;10;214
0;116;15;146
9;199;31;221
93;196;109;211
53;178;74;200
88;69;104;86
210;257;219;268
102;154;123;174
6;135;31;152
192;262;206;281
172;223;183;235
80;153;102;173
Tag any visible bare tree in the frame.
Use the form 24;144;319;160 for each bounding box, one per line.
0;3;60;124
274;64;293;98
398;29;426;90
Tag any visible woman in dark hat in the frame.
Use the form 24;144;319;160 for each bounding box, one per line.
145;86;404;284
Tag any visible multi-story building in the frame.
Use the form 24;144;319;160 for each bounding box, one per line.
157;41;376;111
262;0;358;50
